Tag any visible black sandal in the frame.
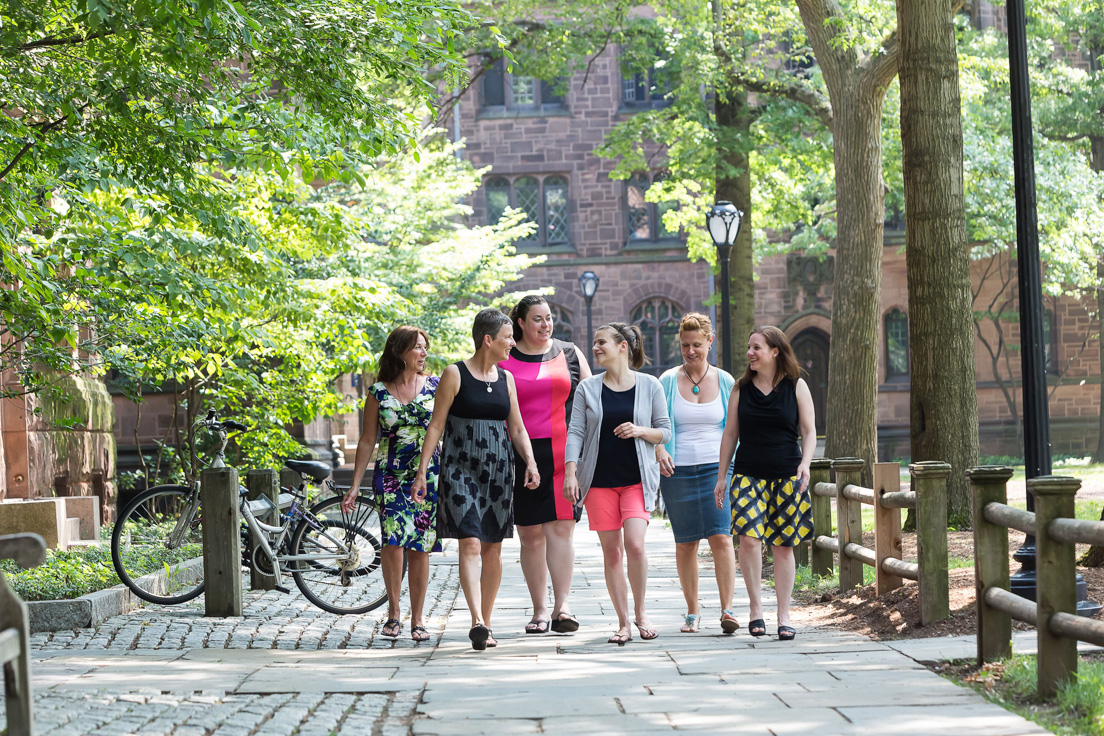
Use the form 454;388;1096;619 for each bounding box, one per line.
381;618;401;638
778;625;796;641
748;618;766;637
468;624;490;651
550;613;579;633
411;625;430;642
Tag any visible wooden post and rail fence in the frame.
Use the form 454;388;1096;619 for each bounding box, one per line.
970;466;1104;697
806;457;951;624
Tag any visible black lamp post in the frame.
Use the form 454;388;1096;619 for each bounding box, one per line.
706;201;743;374
578;270;600;368
1005;0;1099;615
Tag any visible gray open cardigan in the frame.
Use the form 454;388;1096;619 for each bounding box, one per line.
564;372;672;511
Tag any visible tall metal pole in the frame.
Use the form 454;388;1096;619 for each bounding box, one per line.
717;243;733;374
584;296;595;370
1006;0;1049;598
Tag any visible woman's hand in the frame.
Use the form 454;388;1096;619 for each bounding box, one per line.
614;422;645;439
341;487;360;513
796;462;811;494
411;471;428;503
713;480;728;510
563;468;580;504
523;463;540;490
657;446;675;478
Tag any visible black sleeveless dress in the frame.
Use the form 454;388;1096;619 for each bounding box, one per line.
438;362;514;542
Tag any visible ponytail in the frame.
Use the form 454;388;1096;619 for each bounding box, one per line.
597;322;650;371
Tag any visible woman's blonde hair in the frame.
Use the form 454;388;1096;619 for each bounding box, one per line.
678;312;713;340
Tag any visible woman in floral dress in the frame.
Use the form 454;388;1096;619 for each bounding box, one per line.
344;326;441;642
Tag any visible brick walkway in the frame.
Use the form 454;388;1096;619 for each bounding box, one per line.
13;520;1048;735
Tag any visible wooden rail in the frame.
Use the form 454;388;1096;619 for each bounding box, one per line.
971;468;1104;698
806;457;950;624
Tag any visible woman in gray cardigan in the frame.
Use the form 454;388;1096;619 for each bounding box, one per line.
564;323;671;644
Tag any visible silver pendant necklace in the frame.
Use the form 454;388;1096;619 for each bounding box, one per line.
683;366;709;395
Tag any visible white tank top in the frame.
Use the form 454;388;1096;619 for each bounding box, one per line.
672;390;725;466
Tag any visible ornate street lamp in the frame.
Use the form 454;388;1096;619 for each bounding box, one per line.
706;201;743;374
578;270;600;368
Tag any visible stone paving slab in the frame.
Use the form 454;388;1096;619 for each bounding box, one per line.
3;518;1055;735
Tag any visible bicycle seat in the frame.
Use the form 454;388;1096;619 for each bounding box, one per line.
285;459;331;483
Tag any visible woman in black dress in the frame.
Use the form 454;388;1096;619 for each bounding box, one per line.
413;308;540;650
714;326;816;642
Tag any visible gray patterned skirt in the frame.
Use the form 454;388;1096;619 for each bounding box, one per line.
437;416;514;542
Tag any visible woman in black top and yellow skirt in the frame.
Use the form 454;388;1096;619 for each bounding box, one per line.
714;326;816;641
413;308;540;650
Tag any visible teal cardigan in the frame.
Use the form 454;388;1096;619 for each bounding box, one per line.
658;366;736;461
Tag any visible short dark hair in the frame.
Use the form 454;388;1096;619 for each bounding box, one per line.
472;308;511;350
376;326;430;383
509;295;549;342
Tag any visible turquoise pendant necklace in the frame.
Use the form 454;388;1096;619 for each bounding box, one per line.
684;366;709;395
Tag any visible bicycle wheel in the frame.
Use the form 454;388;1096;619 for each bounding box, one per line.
111;484;206;604
289;495;392;614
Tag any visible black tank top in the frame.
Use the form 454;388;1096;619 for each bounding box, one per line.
592;384;641;487
732;378;802;480
449;362;511;421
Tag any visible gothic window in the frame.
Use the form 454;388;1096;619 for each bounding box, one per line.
621;58;673;109
626;173;677;242
632;298;682;376
484;175;571;247
885;309;909;379
548;303;573;343
482;58;566;112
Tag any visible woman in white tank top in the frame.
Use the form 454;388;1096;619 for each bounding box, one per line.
657;313;739;635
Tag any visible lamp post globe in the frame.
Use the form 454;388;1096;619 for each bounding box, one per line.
706;201;743;374
578;270;600;368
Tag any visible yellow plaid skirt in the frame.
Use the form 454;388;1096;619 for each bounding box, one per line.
729;474;814;547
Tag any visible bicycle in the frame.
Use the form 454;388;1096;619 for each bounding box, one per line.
111;410;395;614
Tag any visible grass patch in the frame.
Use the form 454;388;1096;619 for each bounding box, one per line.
940;653;1104;735
0;538;199;602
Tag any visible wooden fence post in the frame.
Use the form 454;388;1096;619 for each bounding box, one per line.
968;465;1014;664
201;467;242;617
833;458;865;592
245;469;279;591
1032;475;1081;698
810;458;834;576
873;462;903;596
911;461;951;624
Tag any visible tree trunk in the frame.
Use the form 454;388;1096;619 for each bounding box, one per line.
716;84;755;377
896;0;980;526
1091;134;1104;465
821;84;884;483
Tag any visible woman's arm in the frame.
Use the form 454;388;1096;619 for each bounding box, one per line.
714;386;740;508
574;345;593;381
612;376;669;445
505;372;540;489
795;378;817;493
411;366;459;502
563;386;589;503
341;394;381;512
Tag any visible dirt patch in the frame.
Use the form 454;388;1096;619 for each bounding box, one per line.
791;531;1104;641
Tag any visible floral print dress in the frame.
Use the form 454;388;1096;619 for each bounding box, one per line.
370;377;442;552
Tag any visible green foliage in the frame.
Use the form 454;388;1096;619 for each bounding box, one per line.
0;543;193;601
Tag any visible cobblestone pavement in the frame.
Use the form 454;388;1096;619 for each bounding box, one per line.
9;521;1050;735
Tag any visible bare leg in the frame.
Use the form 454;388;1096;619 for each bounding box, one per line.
675;541;701;625
480;541;504;631
406;550;429;629
517;524;549;625
738;535;764;623
707;534;737;613
772;545;796;627
597;530;631;637
622;518;652;630
381;545;405;622
457;538;484;628
545;519;576;619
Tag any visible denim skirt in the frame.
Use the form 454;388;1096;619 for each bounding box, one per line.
659;462;732;543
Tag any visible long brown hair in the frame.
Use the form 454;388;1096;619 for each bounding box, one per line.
737;325;801;389
597;322;649;370
377;326;430;384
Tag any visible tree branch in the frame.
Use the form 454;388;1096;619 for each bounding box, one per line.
725;68;833;128
18;29;116;52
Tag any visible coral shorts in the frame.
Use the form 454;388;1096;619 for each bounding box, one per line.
584;483;650;532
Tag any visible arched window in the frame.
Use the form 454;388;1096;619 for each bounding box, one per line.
626;172;677;243
632;297;682;376
884;309;909;379
548;303;573;343
482;174;571;247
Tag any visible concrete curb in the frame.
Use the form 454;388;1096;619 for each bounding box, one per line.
27;558;204;633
